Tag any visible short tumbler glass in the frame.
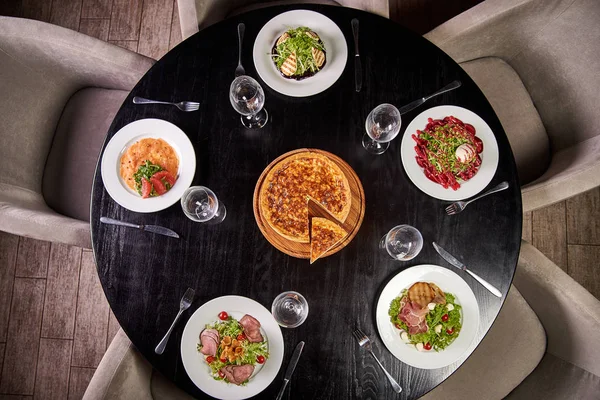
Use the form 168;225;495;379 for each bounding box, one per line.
271;291;309;328
380;225;423;261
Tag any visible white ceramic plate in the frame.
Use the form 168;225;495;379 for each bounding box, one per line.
375;264;479;369
400;106;499;201
100;118;196;213
180;296;284;400
253;10;348;97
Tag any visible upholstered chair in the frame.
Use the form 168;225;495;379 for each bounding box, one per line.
177;0;389;40
421;240;600;399
424;0;600;212
0;17;154;249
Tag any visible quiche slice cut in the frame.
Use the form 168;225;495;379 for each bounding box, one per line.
310;217;348;264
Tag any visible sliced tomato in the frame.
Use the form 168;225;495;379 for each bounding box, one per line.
150;176;167;195
152;170;177;187
141;177;152;198
218;370;225;378
206;356;215;364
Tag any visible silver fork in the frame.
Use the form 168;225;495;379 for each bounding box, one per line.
155;288;195;354
235;23;246;77
352;329;402;393
133;96;200;112
445;181;509;215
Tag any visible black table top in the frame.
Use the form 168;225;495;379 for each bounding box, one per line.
91;4;522;399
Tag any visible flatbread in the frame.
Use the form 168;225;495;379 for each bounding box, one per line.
259;151;351;243
310;217;347;264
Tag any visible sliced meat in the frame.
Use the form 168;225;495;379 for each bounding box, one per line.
398;302;429;335
199;329;219;356
220;365;255;385
239;314;264;343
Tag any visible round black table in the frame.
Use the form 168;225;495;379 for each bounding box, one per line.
91;5;522;399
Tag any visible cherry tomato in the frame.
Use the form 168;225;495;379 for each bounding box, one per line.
218;311;228;320
218;371;225;378
257;355;265;364
442;314;449;322
237;333;246;341
424;342;432;351
446;328;454;335
220;356;227;363
394;323;402;330
206;356;215;364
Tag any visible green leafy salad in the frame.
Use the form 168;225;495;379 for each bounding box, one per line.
133;160;163;195
389;289;462;352
197;315;269;383
271;26;326;78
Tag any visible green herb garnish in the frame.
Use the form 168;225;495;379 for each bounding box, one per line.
133;160;163;195
272;27;325;76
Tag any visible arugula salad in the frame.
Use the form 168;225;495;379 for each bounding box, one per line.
132;160;176;198
271;26;326;79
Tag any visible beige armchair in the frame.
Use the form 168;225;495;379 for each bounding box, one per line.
422;240;600;399
177;0;389;40
424;0;600;212
0;17;154;249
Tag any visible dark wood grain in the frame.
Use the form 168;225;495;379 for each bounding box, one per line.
79;18;110;41
81;0;113;19
566;187;600;245
0;232;19;342
15;238;50;279
533;202;567;271
108;0;143;40
137;0;173;59
67;367;96;400
90;5;522;399
33;338;72;400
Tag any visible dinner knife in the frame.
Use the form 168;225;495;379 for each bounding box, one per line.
100;217;179;238
351;19;362;92
276;341;305;400
432;242;502;298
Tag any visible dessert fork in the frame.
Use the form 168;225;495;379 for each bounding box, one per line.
133;96;199;112
352;329;402;393
155;288;195;354
445;181;509;215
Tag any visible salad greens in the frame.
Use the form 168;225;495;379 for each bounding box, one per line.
133;160;163;195
272;27;326;77
389;290;462;352
197;316;269;383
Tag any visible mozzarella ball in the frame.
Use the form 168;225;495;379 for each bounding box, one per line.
427;302;436;311
400;331;410;343
455;143;477;163
416;343;424;352
434;324;443;334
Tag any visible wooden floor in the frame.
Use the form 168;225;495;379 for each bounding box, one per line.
0;0;599;399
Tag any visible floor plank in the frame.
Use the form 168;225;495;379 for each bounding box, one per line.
41;244;82;340
79;18;110;40
109;0;143;40
566;187;600;245
81;0;113;19
0;278;45;395
108;40;139;52
21;0;52;21
532;202;568;272
0;343;5;377
0;233;19;343
0;396;33;400
169;0;182;50
138;0;173;59
34;339;72;400
67;367;95;400
50;0;83;31
522;211;532;242
15;238;50;279
106;309;120;349
71;252;108;368
568;245;600;300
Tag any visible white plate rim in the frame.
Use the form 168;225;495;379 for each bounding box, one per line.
375;264;480;369
100;118;196;213
400;105;499;201
180;295;284;400
253;9;348;97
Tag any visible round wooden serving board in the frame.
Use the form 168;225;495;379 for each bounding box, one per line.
253;148;365;260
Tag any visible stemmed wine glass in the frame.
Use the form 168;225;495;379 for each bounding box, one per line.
362;103;401;154
271;291;308;328
180;186;226;224
229;75;268;129
380;225;423;261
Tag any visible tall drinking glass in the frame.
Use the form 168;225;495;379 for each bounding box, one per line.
362;103;401;154
271;291;308;328
180;186;226;224
229;75;268;129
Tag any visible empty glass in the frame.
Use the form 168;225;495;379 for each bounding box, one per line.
362;103;401;155
271;291;308;328
229;75;268;129
380;225;423;261
180;186;226;224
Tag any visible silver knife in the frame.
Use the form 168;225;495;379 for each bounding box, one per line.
351;19;362;92
100;217;179;238
276;341;305;400
432;242;502;297
398;80;462;115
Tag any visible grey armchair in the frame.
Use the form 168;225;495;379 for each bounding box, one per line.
425;0;600;212
0;17;154;249
177;0;389;40
422;240;600;399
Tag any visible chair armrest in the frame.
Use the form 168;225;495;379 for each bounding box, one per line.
522;135;600;212
0;183;92;249
423;0;572;63
0;16;155;92
514;240;600;377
